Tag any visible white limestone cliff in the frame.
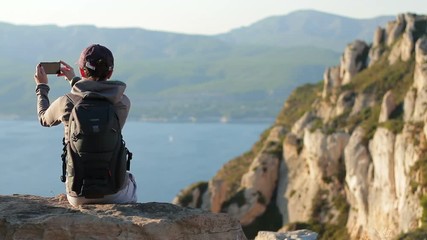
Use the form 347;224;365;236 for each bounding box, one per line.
379;90;397;123
228;126;284;225
340;40;369;85
174;13;427;240
388;14;427;65
369;27;386;66
277;130;349;224
411;36;427;122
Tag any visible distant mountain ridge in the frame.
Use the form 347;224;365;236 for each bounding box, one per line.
217;10;394;51
0;10;395;121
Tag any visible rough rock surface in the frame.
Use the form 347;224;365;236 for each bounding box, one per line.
369;27;386;66
229;126;283;225
322;66;341;100
386;14;406;47
334;90;356;118
344;127;371;238
254;230;318;240
277;130;349;224
378;90;397;123
388;14;427;64
206;179;228;213
345;125;422;239
322;39;370;103
0;194;247;240
339;40;369;85
291;111;315;138
411;36;427;121
350;93;376;116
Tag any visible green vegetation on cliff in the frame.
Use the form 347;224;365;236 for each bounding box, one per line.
174;12;427;239
306;53;413;140
212;45;417;238
275;82;323;129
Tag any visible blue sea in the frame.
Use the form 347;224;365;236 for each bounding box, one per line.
0;120;268;203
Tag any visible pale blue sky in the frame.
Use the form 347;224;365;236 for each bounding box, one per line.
1;0;426;35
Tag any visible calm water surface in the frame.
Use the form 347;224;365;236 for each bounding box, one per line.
0;120;268;202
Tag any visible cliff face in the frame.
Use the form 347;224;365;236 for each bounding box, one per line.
174;13;427;240
0;194;247;240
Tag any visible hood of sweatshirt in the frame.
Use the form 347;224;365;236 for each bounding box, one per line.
70;79;127;104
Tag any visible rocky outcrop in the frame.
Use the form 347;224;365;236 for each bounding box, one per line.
206;179;228;213
350;93;376;116
0;194;247;240
369;27;386;66
346;125;422;239
367;128;398;234
291;111;316;138
388;13;427;64
386;14;406;47
334;91;356;117
254;230;318;240
277;130;349;224
322;66;341;100
174;12;427;240
410;36;427;121
322;39;370;108
321;40;369;103
344;127;371;237
227;126;284;225
340;40;369;85
378;90;397;122
404;87;417;121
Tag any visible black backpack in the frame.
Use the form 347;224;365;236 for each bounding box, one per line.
61;93;132;198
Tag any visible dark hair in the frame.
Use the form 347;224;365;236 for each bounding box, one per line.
83;58;111;80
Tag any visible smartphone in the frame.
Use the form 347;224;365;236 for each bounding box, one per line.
40;62;61;74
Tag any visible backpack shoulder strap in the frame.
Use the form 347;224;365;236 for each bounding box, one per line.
61;93;83;183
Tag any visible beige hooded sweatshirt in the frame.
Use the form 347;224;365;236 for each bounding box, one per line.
35;78;131;142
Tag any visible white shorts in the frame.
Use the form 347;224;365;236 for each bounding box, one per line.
66;172;138;207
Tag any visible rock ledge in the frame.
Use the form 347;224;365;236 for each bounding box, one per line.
0;194;247;240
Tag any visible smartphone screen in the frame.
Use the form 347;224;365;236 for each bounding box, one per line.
40;62;60;74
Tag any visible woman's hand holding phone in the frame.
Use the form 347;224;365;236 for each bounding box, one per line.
34;64;48;85
59;60;76;81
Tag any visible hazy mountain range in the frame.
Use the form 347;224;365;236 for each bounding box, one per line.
217;10;393;50
0;10;393;122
